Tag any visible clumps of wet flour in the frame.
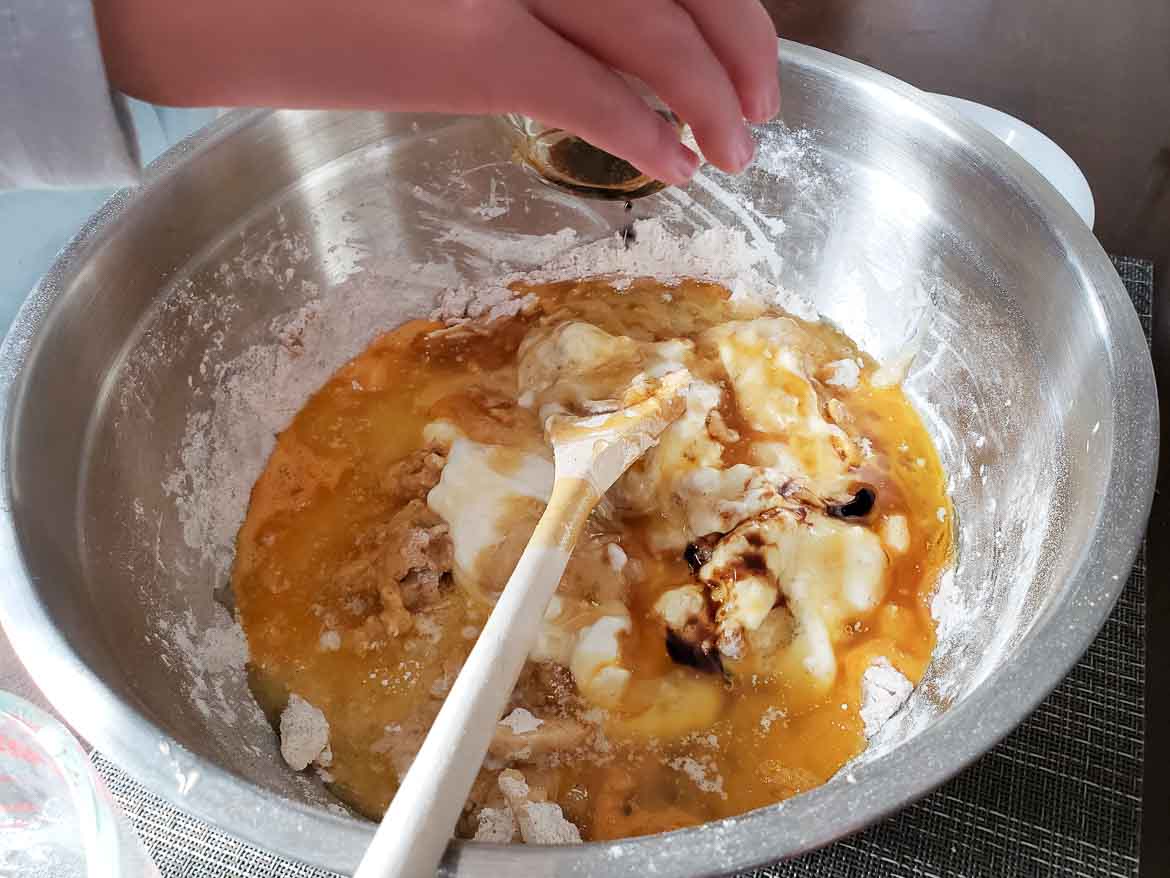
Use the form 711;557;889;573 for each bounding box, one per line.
859;658;914;738
477;769;582;845
279;695;332;772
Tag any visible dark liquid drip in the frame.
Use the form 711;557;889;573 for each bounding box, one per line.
621;200;636;249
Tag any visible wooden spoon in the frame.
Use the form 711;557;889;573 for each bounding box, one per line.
353;369;692;878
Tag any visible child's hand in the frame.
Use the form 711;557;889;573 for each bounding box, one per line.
94;0;779;185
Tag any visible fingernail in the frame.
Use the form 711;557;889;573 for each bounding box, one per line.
734;124;756;170
669;147;701;184
748;93;773;124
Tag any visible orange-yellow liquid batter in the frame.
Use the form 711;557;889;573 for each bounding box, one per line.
232;279;951;840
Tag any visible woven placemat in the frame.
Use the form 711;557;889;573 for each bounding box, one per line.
93;257;1152;877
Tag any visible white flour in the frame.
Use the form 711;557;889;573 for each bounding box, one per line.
474;807;517;843
198;613;249;674
667;755;727;800
499;707;543;735
759;705;786;733
525;219;769;295
859;658;914;738
433;217;816;323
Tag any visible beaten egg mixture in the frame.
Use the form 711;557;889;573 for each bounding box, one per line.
232;278;951;843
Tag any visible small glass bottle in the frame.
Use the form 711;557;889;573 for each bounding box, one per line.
505;78;689;200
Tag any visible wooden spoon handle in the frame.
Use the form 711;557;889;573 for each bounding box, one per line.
354;478;596;878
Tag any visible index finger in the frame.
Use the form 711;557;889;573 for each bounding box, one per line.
677;0;780;123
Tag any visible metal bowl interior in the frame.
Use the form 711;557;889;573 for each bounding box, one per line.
0;42;1155;876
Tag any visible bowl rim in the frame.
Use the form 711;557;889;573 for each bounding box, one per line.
0;39;1156;876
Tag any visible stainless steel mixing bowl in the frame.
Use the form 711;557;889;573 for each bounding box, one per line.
0;42;1155;876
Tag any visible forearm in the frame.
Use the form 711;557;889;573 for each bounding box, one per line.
93;0;481;111
92;0;780;185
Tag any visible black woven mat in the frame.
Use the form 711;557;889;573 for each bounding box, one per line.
93;257;1152;878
